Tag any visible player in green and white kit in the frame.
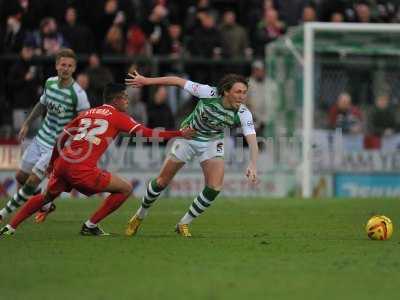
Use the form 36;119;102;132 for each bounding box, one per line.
125;71;259;237
0;49;90;223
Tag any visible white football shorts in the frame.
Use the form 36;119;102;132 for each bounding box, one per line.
170;138;224;163
20;137;53;180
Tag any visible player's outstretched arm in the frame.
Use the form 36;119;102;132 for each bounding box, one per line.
125;70;187;88
132;125;195;140
116;112;196;140
18;102;46;141
126;70;217;99
245;133;259;184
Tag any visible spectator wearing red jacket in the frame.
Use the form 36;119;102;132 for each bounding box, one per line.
328;92;363;134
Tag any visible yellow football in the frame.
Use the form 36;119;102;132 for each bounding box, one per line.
365;215;393;240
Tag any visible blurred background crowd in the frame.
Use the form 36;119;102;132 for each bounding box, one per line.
1;0;400;145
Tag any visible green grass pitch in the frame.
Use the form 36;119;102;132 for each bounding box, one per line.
0;197;399;300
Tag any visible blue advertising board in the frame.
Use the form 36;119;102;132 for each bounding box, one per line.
335;173;400;197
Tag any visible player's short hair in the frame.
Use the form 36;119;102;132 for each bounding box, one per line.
55;48;77;63
103;83;126;103
217;74;248;96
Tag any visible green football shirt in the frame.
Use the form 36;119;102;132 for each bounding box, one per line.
36;76;90;148
181;80;256;142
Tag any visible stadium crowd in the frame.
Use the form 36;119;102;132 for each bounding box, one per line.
1;0;400;143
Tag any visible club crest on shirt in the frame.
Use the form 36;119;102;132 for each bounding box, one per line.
191;83;200;94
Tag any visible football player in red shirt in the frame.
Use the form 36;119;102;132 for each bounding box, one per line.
0;83;194;236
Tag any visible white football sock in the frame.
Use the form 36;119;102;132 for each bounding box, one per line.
179;213;194;225
0;208;8;219
136;207;148;219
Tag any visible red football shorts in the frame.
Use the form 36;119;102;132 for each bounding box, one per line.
47;159;111;196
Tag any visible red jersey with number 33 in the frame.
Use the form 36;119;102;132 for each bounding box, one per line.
58;104;180;167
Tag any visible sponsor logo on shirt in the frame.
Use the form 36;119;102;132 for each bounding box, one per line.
48;102;66;114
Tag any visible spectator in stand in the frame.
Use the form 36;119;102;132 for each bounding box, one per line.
85;53;114;107
368;95;397;137
272;0;307;27
141;4;169;55
147;86;175;130
76;72;94;105
186;0;219;35
61;7;94;54
187;11;222;82
102;25;124;54
126;64;148;125
127;86;147;126
376;0;399;22
12;0;44;31
159;23;184;58
330;12;345;22
28;17;68;56
102;24;125;81
251;7;284;58
188;11;221;59
0;0;45;33
247;60;268;136
7;43;42;135
2;13;26;53
328;92;363;134
94;0;128;50
125;24;150;57
76;72;89;90
355;3;375;23
158;23;185;74
219;10;252;59
302;5;317;23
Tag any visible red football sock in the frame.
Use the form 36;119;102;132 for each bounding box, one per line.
10;194;46;229
89;193;129;224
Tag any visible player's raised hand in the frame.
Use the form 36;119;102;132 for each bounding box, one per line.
180;127;196;139
18;124;29;142
125;70;147;88
245;163;259;185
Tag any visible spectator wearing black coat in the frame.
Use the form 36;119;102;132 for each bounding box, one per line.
7;44;42;133
251;7;284;58
187;11;222;82
147;86;175;130
2;13;26;53
27;17;68;56
188;11;221;59
158;23;185;74
85;53;114;107
368;95;397;137
61;7;94;54
141;4;169;55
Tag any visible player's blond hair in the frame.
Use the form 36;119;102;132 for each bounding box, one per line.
55;48;77;62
